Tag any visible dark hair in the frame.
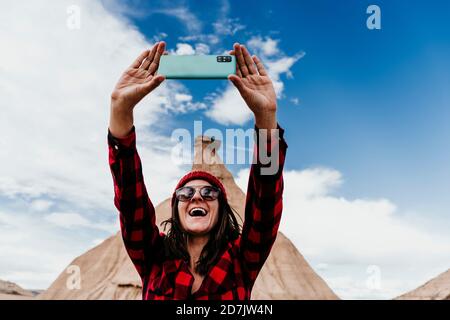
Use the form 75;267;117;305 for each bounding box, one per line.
161;192;241;275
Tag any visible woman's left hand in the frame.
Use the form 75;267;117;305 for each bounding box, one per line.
229;43;277;130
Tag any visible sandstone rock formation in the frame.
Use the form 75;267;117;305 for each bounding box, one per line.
0;279;35;300
396;269;450;300
38;135;338;300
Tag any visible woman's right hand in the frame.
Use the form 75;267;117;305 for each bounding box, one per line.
111;41;166;110
109;42;166;138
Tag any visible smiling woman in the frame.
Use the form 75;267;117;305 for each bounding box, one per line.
162;175;240;294
108;41;288;300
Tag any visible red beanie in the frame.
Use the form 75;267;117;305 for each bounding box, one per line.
171;170;227;206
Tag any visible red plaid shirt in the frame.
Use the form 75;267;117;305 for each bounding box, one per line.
108;124;288;300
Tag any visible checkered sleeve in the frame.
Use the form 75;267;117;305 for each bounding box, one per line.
239;123;288;289
108;126;164;279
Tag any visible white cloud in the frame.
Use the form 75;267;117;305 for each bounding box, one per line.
172;42;211;55
213;18;245;36
0;209;96;289
30;200;53;212
266;54;305;96
235;167;450;299
175;93;193;103
178;34;220;46
205;85;252;126
0;0;193;210
151;81;207;114
177;0;244;45
212;0;245;36
205;36;304;125
99;0;147;19
44;212;91;228
151;7;202;34
0;0;195;288
44;212;116;232
248;36;279;56
150;32;168;43
290;97;300;105
175;43;196;55
195;43;210;55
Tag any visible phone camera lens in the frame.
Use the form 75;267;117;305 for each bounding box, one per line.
217;55;231;63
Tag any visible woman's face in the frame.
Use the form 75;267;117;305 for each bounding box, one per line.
177;179;220;236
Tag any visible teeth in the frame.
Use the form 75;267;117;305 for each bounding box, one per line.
189;207;207;216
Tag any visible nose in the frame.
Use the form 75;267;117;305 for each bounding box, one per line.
190;189;204;202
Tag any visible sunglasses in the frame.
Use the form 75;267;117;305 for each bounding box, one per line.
175;185;220;202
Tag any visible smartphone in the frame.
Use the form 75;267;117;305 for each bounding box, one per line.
157;55;236;79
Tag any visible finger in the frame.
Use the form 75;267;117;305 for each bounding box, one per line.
140;42;159;70
234;43;249;77
235;65;242;77
229;49;242;77
241;45;257;75
141;75;165;94
228;74;249;97
252;55;268;76
148;41;166;75
140;43;158;70
228;49;242;76
130;49;151;68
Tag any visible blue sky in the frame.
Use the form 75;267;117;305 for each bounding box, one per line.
122;0;450;219
1;0;449;299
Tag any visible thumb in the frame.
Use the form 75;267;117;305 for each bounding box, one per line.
228;75;248;96
142;75;165;94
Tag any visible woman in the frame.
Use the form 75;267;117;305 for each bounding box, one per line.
108;41;288;300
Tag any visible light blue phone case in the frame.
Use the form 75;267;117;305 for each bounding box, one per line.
157;55;236;79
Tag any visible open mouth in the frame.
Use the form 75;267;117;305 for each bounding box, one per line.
188;207;208;217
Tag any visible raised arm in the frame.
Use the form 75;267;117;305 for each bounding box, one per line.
108;42;167;278
229;43;288;288
108;127;164;278
109;42;166;138
240;125;287;288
